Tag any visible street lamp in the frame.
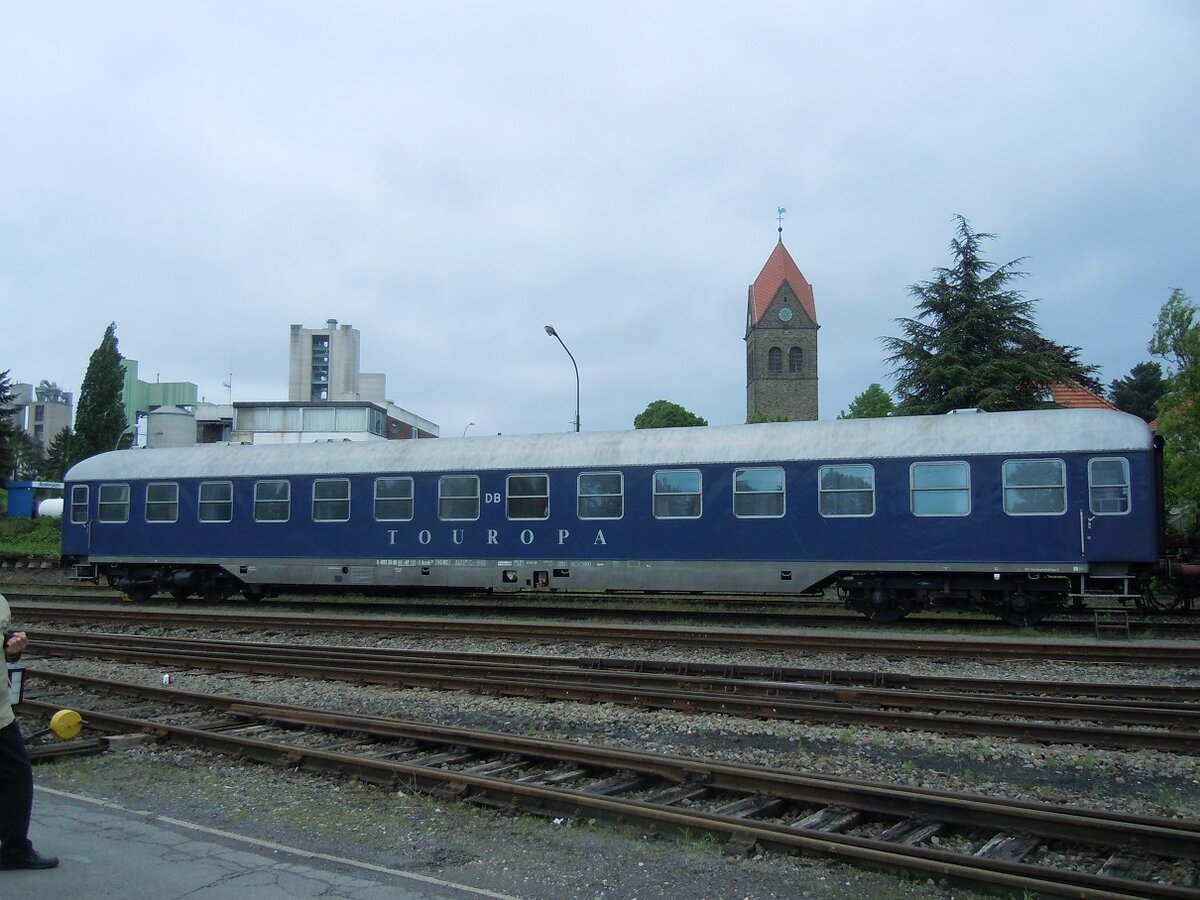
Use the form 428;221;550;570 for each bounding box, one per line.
463;422;475;437
544;325;580;433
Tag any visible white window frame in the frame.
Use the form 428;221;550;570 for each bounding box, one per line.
653;469;702;519
145;482;179;523
578;471;624;520
733;467;785;518
818;464;875;518
1002;459;1067;516
1088;457;1131;516
910;461;971;517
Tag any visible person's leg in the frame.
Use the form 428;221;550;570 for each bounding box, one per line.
0;719;33;859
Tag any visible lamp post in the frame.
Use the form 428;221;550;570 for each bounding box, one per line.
114;422;136;451
544;325;580;432
463;422;475;437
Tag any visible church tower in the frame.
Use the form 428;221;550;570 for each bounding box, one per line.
745;235;819;421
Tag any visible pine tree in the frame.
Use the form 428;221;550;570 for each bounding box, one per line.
40;428;74;481
71;323;128;464
0;369;18;479
883;216;1094;415
1109;362;1166;423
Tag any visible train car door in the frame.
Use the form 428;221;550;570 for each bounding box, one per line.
1079;456;1135;561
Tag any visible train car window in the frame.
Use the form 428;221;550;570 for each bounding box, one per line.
818;465;875;517
98;483;130;523
254;480;291;522
910;462;970;516
733;467;785;518
439;475;480;521
1088;457;1130;515
507;474;549;520
145;483;179;523
374;477;414;521
70;485;88;524
578;472;623;519
313;478;351;522
198;481;233;523
1002;459;1066;515
653;470;702;519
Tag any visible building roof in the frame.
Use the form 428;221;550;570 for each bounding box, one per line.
1050;382;1119;411
747;240;818;326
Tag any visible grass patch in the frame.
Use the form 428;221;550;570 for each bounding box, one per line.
0;516;62;559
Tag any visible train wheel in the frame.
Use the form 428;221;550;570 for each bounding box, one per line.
125;586;154;603
996;606;1046;627
201;587;230;604
170;590;191;601
996;591;1055;627
862;604;909;623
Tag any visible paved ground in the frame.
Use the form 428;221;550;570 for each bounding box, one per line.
5;787;519;900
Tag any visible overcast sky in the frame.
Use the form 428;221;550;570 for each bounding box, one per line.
2;2;1197;437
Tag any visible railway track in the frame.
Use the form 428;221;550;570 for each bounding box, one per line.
26;630;1200;752
6;586;1200;635
16;672;1200;897
13;601;1200;663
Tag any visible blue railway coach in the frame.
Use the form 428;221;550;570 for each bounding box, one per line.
61;408;1162;624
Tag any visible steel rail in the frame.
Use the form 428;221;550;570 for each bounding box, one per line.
25;632;1200;752
16;676;1200;898
28;624;1200;710
10;588;1199;634
32;626;1200;702
14;603;1200;663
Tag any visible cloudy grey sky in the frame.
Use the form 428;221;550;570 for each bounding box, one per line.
2;2;1196;437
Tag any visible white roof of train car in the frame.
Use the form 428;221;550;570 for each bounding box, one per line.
64;408;1155;482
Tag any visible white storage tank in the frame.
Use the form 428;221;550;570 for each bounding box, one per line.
36;498;64;520
146;406;197;448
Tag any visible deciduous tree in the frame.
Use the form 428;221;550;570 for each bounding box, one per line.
838;383;895;419
633;400;707;429
1150;288;1200;531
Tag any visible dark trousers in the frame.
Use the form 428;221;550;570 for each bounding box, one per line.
0;719;33;857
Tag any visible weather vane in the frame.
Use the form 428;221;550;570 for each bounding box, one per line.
777;207;787;241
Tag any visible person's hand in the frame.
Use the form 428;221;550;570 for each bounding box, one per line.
4;631;28;657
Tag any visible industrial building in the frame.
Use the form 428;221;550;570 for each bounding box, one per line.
8;380;73;457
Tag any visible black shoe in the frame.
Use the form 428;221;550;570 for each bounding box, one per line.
0;848;59;870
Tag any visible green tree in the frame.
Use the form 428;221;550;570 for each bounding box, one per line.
882;215;1094;415
1149;288;1200;531
1109;361;1166;423
39;428;74;481
72;323;128;464
746;411;789;424
633;400;708;429
11;430;42;480
838;383;895;419
0;370;17;480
